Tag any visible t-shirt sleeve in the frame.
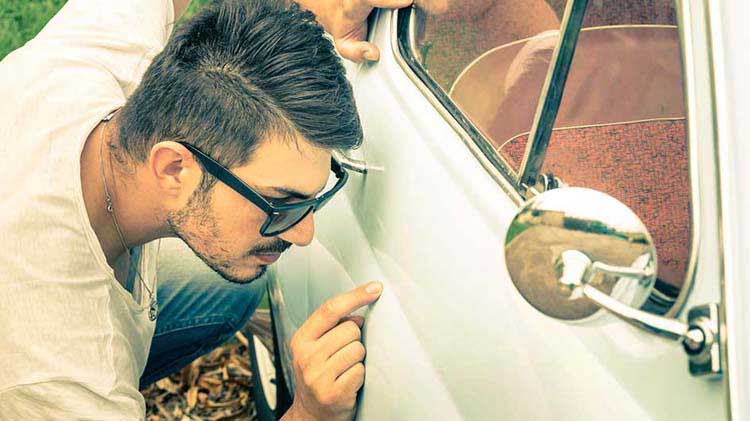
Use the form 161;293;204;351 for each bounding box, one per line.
0;381;144;420
27;0;176;97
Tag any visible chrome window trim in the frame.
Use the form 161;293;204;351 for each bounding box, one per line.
391;2;701;320
391;7;524;205
664;0;699;319
519;0;589;188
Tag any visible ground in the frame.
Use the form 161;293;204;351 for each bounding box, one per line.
141;309;274;420
140;332;257;420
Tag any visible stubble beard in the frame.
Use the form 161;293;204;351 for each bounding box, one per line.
166;188;267;285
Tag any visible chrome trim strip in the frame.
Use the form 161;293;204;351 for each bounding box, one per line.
332;150;383;174
519;0;590;187
665;0;699;320
704;0;742;417
391;7;524;205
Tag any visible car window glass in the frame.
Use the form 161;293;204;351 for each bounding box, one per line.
412;0;563;173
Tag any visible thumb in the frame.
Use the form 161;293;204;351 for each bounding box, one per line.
336;39;381;63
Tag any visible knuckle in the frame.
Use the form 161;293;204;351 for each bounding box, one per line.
320;299;338;317
352;362;365;378
302;369;318;388
291;344;313;372
314;388;338;406
353;341;366;360
296;353;311;371
348;364;366;390
343;320;361;338
290;334;305;354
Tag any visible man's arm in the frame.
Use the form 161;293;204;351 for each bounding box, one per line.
0;382;146;419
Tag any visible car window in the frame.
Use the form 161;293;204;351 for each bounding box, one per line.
409;0;562;175
400;0;692;315
541;1;689;313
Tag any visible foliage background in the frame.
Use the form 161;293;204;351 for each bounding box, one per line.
0;0;212;60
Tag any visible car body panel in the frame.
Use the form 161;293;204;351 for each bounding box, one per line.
709;0;750;419
268;1;735;419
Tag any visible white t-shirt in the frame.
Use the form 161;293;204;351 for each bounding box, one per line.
0;0;174;418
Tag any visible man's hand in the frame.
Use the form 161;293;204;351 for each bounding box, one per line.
297;0;413;62
281;282;383;421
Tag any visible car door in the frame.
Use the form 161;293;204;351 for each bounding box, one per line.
270;0;731;419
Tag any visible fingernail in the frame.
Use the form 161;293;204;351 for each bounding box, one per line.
363;49;378;61
366;282;382;294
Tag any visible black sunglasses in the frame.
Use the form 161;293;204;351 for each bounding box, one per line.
179;142;348;237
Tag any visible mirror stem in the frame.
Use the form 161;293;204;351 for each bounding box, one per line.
581;285;702;344
556;250;705;352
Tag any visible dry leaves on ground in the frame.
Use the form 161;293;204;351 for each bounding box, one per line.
141;310;274;420
141;331;257;421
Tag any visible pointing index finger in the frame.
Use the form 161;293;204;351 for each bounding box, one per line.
299;282;382;340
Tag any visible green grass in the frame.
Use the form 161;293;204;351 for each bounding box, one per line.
0;0;63;59
0;0;212;60
505;221;529;244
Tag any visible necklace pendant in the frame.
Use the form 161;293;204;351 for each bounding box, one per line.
148;294;158;321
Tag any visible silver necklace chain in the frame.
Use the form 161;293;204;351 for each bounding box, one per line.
99;111;158;321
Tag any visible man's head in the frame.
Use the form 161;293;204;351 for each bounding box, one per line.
115;0;362;283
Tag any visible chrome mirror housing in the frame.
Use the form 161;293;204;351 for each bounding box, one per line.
504;187;656;321
504;187;719;376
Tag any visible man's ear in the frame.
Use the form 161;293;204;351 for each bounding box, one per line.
148;141;202;202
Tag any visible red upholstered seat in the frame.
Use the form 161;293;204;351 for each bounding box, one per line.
451;25;690;288
502;121;690;288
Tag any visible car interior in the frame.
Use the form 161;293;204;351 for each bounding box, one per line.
410;0;689;308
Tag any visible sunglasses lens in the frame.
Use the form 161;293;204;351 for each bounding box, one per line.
263;206;313;236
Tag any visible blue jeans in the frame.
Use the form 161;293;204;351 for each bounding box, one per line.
139;238;267;389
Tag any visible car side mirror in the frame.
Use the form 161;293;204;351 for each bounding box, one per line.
504;187;721;377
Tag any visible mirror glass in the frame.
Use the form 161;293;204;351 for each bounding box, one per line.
504;187;657;320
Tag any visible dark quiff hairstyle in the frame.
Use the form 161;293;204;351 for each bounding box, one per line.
116;0;362;178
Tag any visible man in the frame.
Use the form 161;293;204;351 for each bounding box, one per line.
0;0;409;419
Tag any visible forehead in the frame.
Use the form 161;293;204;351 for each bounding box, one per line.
232;136;332;193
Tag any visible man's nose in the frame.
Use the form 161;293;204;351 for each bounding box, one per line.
278;211;315;247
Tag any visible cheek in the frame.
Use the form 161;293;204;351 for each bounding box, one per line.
210;187;268;242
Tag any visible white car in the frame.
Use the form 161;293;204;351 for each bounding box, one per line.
248;1;749;419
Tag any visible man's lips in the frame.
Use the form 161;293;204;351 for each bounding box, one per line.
254;252;282;264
